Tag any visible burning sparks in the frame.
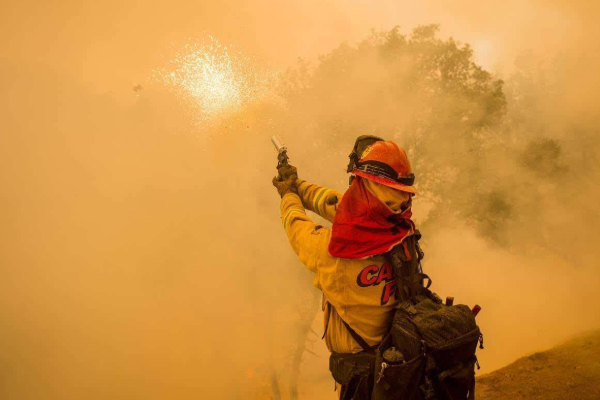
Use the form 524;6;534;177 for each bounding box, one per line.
154;36;274;128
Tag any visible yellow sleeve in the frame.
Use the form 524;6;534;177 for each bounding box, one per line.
296;179;343;223
280;192;329;275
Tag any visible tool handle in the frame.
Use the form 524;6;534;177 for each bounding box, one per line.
277;152;289;169
271;135;290;169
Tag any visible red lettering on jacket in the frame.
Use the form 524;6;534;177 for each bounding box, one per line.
375;262;393;284
381;281;398;305
357;265;379;287
356;263;398;305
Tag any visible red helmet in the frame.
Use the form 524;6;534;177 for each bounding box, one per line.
351;140;417;194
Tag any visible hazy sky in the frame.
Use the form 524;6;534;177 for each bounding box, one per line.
1;0;592;98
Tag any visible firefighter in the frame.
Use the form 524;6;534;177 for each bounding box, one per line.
272;138;418;399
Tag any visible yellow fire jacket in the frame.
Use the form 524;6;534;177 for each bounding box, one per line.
280;179;400;354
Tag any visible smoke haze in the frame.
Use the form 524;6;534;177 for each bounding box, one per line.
1;1;600;399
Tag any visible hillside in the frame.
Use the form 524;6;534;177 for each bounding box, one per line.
477;330;600;400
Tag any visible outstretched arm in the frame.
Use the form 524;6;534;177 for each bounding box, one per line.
296;179;343;223
280;192;329;274
272;165;332;276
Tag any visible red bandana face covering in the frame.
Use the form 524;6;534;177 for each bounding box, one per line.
328;177;415;259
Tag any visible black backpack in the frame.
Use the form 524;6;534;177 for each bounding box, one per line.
370;232;484;400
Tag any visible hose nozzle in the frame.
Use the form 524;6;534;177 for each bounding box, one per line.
271;135;287;154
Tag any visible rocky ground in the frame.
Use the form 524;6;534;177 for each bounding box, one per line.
477;329;600;400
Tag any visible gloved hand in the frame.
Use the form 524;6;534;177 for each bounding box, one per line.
277;165;298;181
272;164;299;198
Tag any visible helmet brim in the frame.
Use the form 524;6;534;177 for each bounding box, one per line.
352;170;418;194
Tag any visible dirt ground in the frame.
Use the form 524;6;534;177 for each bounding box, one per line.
477;329;600;400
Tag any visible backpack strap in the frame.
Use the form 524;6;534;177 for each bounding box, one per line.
339;316;378;353
386;231;430;302
325;303;377;353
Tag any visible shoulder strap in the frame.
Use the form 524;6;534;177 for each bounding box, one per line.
386;230;429;302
